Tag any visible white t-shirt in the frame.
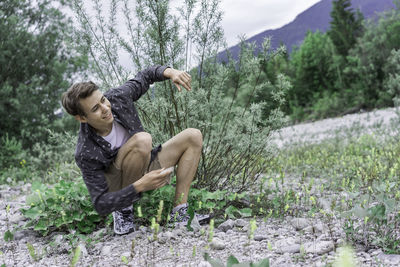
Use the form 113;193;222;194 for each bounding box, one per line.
102;121;130;149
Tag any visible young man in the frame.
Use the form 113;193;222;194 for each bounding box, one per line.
62;65;208;235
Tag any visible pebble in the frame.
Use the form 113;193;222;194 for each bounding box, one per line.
210;237;225;250
377;253;400;265
13;230;36;241
303;241;334;255
290;218;311;231
277;244;301;254
164;231;175;240
101;245;112;255
226;229;234;235
254;235;268;241
234;219;247;228
218;219;234;232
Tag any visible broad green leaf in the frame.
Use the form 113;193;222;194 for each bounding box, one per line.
352;205;367;219
225;205;239;219
252;258;270;267
204;253;224;267
22;207;41;220
34;219;48;231
227;255;239;266
239;208;252;218
4;230;13;242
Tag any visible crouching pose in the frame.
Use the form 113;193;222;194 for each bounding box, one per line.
62;66;209;234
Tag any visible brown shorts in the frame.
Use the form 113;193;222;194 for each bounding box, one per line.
104;143;168;193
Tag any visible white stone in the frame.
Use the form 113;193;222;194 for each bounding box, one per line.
377;253;400;265
303;241;334;255
210;237;225;250
234;219;247;228
218;219;235;232
101;245;112;255
290;218;311;231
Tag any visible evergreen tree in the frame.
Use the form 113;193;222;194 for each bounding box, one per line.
328;0;364;57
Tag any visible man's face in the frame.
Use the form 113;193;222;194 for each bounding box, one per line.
75;90;114;135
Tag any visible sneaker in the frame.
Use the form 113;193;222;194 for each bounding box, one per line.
112;206;136;235
168;203;210;227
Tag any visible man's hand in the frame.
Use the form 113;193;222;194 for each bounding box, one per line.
163;68;192;92
133;168;173;193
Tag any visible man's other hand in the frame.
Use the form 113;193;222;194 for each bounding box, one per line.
132;168;173;193
163;68;192;92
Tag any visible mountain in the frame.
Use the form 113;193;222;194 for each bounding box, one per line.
218;0;396;62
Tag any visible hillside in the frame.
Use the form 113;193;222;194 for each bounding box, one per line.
218;0;396;62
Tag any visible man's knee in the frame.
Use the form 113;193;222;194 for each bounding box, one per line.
186;128;203;148
128;132;152;156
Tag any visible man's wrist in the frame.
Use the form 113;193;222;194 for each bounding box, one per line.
132;180;143;193
163;67;173;79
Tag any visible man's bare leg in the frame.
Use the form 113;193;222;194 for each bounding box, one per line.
157;128;202;206
117;132;153;188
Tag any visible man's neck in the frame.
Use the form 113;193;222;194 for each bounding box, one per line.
95;122;113;137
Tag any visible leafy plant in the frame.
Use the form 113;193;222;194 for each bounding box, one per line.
204;253;269;267
21;179;104;236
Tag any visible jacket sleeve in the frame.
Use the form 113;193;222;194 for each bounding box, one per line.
78;159;141;216
112;65;169;101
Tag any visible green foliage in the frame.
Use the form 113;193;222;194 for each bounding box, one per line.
21;179;103;236
288;31;337;120
29;130;77;173
0;131;78;184
328;0;364;57
384;49;400;105
0;0;87;146
133;177;253;225
344;8;400;109
3;230;13;242
204;253;270;267
0;134;26;170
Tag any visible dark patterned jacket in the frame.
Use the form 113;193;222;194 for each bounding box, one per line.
75;65;169;215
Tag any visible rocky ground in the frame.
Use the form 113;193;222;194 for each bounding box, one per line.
2;108;400;266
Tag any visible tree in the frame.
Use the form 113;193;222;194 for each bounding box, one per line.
345;8;400;109
328;0;364;57
0;0;87;146
288;31;337;117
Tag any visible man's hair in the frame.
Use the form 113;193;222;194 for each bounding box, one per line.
61;81;99;116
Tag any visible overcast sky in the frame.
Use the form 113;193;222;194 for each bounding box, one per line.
217;0;321;47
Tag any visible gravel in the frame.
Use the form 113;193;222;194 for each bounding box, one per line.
2;108;400;266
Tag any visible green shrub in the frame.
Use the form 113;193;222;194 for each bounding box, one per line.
29;130;76;173
0;133;26;170
21;179;104;236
